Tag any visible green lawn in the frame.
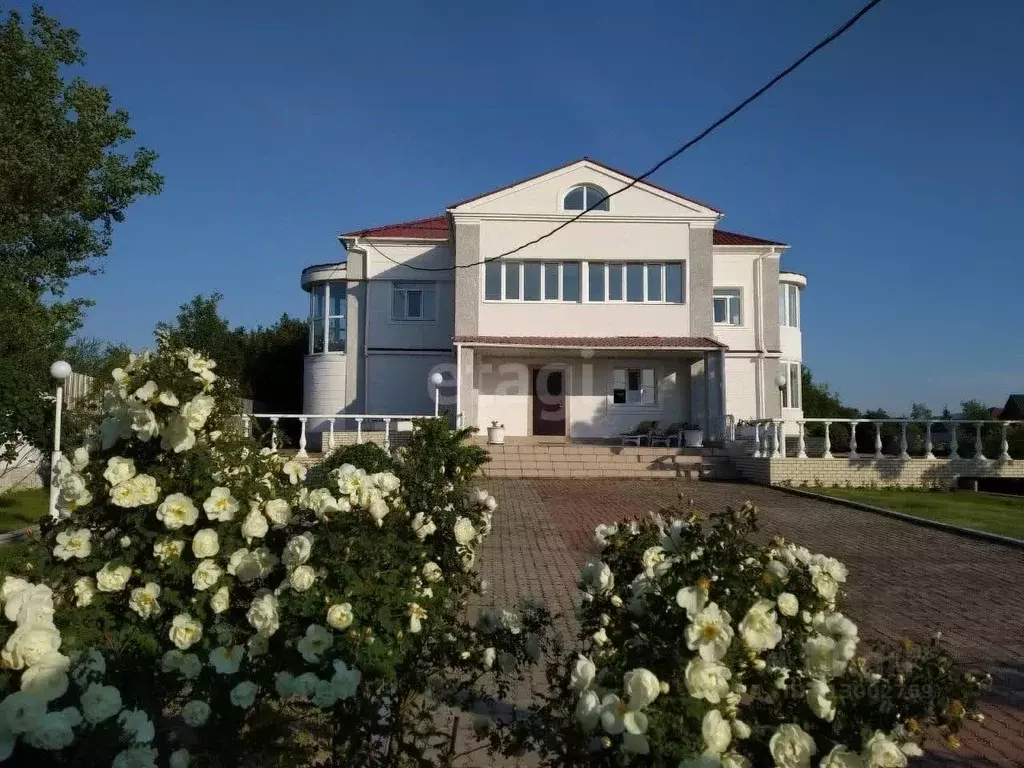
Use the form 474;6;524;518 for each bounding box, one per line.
815;487;1024;539
0;488;48;534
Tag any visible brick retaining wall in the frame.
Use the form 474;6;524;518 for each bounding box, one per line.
734;456;1024;488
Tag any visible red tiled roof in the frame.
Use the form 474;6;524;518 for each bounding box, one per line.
342;216;784;248
454;335;726;350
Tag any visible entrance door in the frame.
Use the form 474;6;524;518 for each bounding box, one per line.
532;368;566;436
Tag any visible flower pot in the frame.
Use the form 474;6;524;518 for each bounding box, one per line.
682;429;704;448
487;426;505;445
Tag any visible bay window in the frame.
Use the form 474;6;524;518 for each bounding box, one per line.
780;361;802;409
308;281;346;354
780;283;800;328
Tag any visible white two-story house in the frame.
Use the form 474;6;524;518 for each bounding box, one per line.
300;158;805;447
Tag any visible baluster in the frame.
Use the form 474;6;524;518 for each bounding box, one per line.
924;422;935;459
822;421;833;459
241;414;251;438
848;421;859;459
974;422;985;460
752;423;762;457
949;422;959;459
297;417;308;458
999;422;1011;461
328;419;336;452
873;422;883;459
270;417;279;452
796;420;807;459
383;418;391;451
772;421;783;458
899;422;910;460
356;418;363;445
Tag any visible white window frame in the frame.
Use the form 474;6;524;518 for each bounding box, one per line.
585;262;686;304
713;288;743;326
391;281;436;322
309;281;347;354
780;361;802;409
610;367;657;407
780;283;800;328
481;260;581;303
563;184;610;212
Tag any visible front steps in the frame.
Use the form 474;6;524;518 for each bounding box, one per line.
476;441;710;479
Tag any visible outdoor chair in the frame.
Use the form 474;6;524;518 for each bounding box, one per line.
649;422;684;448
620;420;658;447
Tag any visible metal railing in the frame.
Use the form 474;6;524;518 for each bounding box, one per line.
242;413;432;457
741;418;1024;461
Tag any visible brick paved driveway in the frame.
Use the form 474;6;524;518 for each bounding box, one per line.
475;479;1024;767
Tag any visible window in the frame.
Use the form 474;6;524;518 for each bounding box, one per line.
563;184;610;212
392;281;436;321
780;361;801;409
308;281;346;353
713;288;742;326
612;368;656;406
482;261;581;302
780;283;800;328
586;262;686;304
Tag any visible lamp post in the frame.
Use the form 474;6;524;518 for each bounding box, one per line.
429;372;444;418
773;369;788;458
48;360;72;519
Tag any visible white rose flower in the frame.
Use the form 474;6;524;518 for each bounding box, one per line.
119;708;155;744
51;527;91;561
154;539;185;563
274;671;297;698
482;647;496;669
246;593;280;637
71;446;90;471
264;498;292;527
739;599;782;653
422;562;443;583
159;391;179;407
130;474;160;505
408;603;427;634
95;562;132;593
769;723;817;768
203;486;239;521
181;700;211;727
157;493;199;530
0;689;47;735
134;380;159;402
806;678;837;722
453;517;476;546
181;394;215;430
192;559;223;592
73;577;96;607
331;659;362;700
575;689;602;731
732;719;753;740
686;602;734;661
372;471;400;494
312;679;338;709
281;460;306;485
641;545;666;571
229;681;259;709
81;683;122;724
579;560;614;595
110;479;140;508
411;513;437;540
820;745;864;768
282;533;313;567
161;414;196;453
810;564;840;602
777;592;799;617
684;658;732;704
623;668;660;709
19;649;70;701
289;565;316;592
240;507;269;543
210;586;230;614
702;709;732;756
168;614;203;650
675;584;709;618
772;666;791;690
569;654;596;692
179;653;202;679
210;645;245;675
862;731;907;768
297;624;334;663
326;602;354;630
169;749;190;768
721;754;753;768
112;746;158;768
128;582;163;619
227;547;278;582
24;708;76;751
191;528;220;558
103;456;136;487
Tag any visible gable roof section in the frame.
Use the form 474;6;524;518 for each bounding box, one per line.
448;157;723;214
342;215;785;247
1000;394;1024;420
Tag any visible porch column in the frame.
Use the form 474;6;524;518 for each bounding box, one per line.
458;347;476;430
716;349;726;441
702;351;710;436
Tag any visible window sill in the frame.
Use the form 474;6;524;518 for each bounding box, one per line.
714;322;746;328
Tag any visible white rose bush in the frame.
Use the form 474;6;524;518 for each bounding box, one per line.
0;339;550;766
502;502;988;767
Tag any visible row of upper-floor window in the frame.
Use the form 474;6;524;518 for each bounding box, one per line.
483;260;687;304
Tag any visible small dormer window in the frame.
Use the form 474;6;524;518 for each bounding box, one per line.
563;184;609;212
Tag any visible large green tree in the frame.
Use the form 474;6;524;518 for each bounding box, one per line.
0;5;162;460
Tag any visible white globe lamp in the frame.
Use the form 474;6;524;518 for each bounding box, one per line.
429;372;444;417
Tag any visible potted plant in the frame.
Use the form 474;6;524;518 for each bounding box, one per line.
487;420;505;445
681;421;703;448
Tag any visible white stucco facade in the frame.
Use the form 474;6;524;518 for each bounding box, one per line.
301;159;806;441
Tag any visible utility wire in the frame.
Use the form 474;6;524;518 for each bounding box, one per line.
358;0;884;273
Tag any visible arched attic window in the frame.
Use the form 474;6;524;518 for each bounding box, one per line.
563;184;610;212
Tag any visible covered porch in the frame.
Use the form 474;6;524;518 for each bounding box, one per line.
453;335;728;441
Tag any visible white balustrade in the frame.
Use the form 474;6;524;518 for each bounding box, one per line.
752;423;762;458
848;421;859;459
822;421;833;459
873;421;883;459
924;422;935;460
999;423;1011;461
771;420;783;458
974;422;985;460
949;423;959;459
243;413;432;454
297;417;308;458
796;420;807;459
270;417;279;452
898;422;910;460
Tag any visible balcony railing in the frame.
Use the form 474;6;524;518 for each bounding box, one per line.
242;413;432;457
741;418;1024;461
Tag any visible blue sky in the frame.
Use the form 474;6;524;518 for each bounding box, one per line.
22;0;1024;414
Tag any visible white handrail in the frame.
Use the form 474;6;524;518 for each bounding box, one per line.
241;413;435;457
